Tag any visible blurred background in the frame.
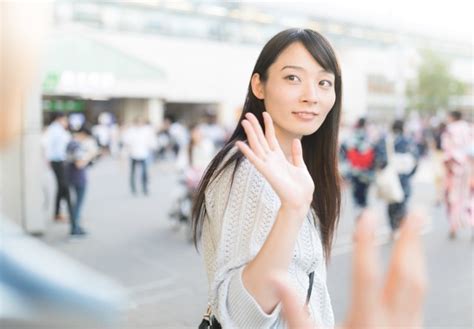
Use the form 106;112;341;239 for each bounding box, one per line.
1;0;472;328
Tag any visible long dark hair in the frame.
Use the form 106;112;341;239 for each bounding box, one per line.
191;28;342;261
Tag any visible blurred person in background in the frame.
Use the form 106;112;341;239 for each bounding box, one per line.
188;125;217;176
441;110;473;239
42;112;73;222
68;112;86;131
384;119;419;239
186;124;217;190
341;118;382;210
169;126;216;232
469;140;474;239
198;109;228;149
122;117;157;196
169;115;190;170
407;111;428;158
66;126;99;236
92;112;118;157
156;116;178;161
337;116;352;185
431;121;447;205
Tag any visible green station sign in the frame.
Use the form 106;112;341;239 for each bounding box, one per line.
42;99;85;112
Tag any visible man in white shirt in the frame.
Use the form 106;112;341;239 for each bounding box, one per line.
43;113;73;222
122;118;157;195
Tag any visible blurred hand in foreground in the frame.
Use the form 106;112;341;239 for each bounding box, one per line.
272;210;427;329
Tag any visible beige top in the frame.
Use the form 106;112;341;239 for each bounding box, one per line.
201;149;334;328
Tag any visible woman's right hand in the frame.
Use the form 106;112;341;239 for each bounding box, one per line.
236;112;314;216
272;210;427;329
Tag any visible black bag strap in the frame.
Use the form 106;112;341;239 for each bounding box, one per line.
199;304;222;329
305;271;315;306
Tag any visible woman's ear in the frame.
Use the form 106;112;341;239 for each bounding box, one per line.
251;73;265;100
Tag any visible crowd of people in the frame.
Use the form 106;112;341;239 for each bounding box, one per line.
41;105;473;243
340;111;473;240
40;109;230;236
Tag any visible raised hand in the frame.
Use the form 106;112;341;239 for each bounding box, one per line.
272;210;427;329
236;112;314;214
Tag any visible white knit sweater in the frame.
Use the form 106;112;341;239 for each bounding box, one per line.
201;151;334;328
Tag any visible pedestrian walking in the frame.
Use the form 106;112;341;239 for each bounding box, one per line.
341;118;381;209
441;110;472;239
384;119;419;237
66;126;98;236
43;112;73;222
123;118;157;196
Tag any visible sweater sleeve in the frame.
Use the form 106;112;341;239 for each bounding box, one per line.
203;158;282;328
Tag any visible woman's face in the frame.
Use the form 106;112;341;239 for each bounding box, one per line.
252;42;336;140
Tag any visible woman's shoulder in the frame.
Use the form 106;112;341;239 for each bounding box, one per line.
204;145;273;222
207;146;262;195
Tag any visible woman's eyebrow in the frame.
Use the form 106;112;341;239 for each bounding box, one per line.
281;65;334;76
281;65;305;71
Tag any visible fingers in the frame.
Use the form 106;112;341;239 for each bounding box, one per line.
262;112;279;150
235;140;263;170
245;112;271;152
271;273;316;329
241;119;266;158
291;139;304;167
346;210;380;328
245;112;269;152
382;211;427;326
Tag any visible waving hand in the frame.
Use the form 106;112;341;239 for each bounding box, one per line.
236;112;314;213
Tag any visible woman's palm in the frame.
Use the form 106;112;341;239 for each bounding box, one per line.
236;112;314;210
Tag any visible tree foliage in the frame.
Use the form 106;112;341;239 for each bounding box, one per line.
407;49;466;114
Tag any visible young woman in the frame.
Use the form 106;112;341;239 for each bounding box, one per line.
192;28;341;328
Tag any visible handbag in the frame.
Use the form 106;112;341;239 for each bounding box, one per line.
391;152;416;175
375;165;404;203
198;272;315;328
375;135;404;203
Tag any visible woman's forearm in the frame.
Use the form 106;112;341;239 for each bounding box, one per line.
242;205;308;314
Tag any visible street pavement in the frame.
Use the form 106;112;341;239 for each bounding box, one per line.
41;156;473;329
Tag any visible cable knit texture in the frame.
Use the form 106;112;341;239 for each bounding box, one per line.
201;149;334;328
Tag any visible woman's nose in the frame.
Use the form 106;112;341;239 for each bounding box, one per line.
301;83;319;104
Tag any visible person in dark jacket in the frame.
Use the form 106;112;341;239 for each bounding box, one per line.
341;118;385;209
66;126;98;236
385;119;419;237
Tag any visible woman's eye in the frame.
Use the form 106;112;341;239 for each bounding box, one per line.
319;80;333;88
285;75;301;82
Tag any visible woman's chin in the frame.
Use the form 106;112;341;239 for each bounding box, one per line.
298;125;322;137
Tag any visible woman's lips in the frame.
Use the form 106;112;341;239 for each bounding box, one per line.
292;111;318;121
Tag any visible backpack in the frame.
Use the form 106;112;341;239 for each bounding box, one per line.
346;146;375;170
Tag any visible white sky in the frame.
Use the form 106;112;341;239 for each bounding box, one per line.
252;0;473;45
